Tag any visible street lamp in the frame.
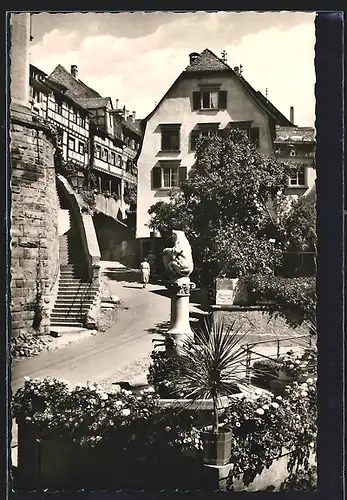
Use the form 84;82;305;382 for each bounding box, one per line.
70;170;85;192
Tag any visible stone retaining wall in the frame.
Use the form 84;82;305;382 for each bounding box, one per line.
10;110;59;337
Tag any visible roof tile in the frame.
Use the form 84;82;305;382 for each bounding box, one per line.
49;64;101;100
275;126;315;143
184;48;230;73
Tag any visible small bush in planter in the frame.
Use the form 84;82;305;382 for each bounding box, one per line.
147;350;188;398
251;358;281;388
174;317;253;466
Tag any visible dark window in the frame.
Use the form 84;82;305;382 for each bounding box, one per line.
192;90;227;110
79;116;86;127
71;111;77;124
33;90;42;103
78;142;85;155
103;149;108;162
110;152;116;165
152;164;187;189
289;166;306;186
161;127;180;151
68;137;75;151
54;101;62;114
250;127;260;148
95;145;101;159
191;128;219;151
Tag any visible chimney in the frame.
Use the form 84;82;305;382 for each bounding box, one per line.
132;111;136;121
115;99;119;110
128;114;133;123
290;106;294;124
234;66;240;75
71;65;78;79
189;52;199;64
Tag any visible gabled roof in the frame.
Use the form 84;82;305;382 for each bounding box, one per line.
30;64;48;77
275;126;316;143
75;97;111;109
143;48;294;127
49;64;102;100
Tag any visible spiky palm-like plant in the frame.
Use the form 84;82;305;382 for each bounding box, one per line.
176;317;252;434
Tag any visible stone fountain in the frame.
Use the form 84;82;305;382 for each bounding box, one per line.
162;230;195;354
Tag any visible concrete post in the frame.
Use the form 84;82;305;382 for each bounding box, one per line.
10;13;31;109
166;277;195;353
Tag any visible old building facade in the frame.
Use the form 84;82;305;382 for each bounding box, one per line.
136;48;308;244
10;13;142;336
275;123;316;198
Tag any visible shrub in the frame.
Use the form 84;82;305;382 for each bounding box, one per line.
12;377;199;456
280;465;317;490
244;275;316;327
147;350;188;398
277;348;317;381
251;358;281;387
225;378;317;489
11;332;54;358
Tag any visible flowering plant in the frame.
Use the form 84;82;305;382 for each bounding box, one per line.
278;347;317;380
11;377;199;456
225;377;317;489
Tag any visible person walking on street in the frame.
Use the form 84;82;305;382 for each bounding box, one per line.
140;258;150;289
147;251;156;282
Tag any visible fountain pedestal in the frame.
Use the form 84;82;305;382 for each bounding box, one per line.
166;277;195;354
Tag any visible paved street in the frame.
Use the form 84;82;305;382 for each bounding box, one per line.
11;264;170;394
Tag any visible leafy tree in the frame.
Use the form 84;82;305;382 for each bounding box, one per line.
280;194;317;251
148;129;298;280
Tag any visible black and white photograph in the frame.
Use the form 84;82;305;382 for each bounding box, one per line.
8;10;323;493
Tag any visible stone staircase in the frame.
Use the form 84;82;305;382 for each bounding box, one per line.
51;209;98;328
50;264;99;327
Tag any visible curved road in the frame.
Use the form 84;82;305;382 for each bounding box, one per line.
11;272;171;394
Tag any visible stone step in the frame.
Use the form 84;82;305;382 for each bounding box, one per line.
58;284;96;290
57;290;97;296
52;304;91;310
51;321;84;327
51;313;85;320
59;282;89;286
55;298;95;304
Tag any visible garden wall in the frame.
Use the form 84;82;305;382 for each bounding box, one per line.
16;421;314;492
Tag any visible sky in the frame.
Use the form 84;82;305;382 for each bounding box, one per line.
29;11;316;126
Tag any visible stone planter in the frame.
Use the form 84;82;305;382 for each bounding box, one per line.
158;396;230;428
201;428;232;466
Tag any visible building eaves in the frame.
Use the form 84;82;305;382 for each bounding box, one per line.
74;97;111;109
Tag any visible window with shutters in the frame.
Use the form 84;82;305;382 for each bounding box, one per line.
192;90;227;111
152;163;187;189
160;124;181;151
289;166;306;187
68;137;75;151
78;141;85;155
223;122;260;149
191;125;220;151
